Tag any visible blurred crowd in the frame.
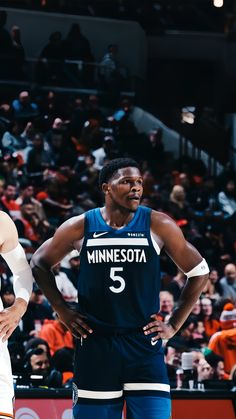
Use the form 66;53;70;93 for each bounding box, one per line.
0;86;236;390
2;0;233;35
0;10;129;90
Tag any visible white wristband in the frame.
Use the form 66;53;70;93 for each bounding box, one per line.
185;258;209;279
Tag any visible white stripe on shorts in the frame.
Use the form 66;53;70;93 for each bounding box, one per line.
124;383;170;392
78;389;123;399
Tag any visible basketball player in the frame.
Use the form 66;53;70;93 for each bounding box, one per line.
0;211;33;418
31;158;209;419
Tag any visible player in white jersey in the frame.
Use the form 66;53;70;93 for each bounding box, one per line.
0;211;33;418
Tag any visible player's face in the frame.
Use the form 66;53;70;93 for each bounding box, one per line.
107;167;143;211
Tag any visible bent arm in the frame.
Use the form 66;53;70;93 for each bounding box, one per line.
30;215;84;315
0;212;33;304
152;211;209;332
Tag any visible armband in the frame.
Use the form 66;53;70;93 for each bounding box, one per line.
1;243;33;303
185;258;209;279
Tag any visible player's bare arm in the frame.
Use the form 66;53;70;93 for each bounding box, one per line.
143;211;209;342
30;214;93;339
0;211;33;341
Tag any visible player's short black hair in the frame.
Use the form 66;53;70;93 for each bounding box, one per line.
99;158;140;188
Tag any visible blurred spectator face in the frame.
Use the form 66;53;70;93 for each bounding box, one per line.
19;91;30;105
224;263;236;283
5;184;17;200
2;290;15;307
159;291;174;314
192;351;204;368
201;298;213;316
23;185;34;198
226;180;235;193
197;359;213;381
30;289;44;304
21;203;35;219
32;133;44;149
170;185;185;202
165;346;181;367
0;179;5;196
85;154;95;167
30;351;50;374
216;361;226;380
11;25;21;43
191;299;201;315
12;121;21;135
52;118;63;130
195;321;205;335
179;173;190;189
209;269;219;283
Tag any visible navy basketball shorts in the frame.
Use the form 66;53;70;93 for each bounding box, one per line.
73;331;171;419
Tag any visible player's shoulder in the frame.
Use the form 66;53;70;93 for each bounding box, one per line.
0;211;15;230
56;213;86;241
0;210;12;222
150;209;176;226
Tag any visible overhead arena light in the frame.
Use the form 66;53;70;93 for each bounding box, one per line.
213;0;223;7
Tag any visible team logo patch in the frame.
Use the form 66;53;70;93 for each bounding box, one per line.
72;382;79;407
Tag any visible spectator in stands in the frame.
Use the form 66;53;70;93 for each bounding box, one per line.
24;337;51;359
39;318;74;356
202;268;222;301
165;184;193;224
16;182;45;220
167;269;187;302
1;120;27;155
197;358;213;382
60;250;80;288
10;25;25;78
219;263;236;302
200;297;220;339
205;352;229;380
0;10;13;78
99;44;125;90
51;347;74;387
158;291;174;321
12;91;39;119
22;284;53;337
14;199;40;243
93;136;117;169
208;302;236;374
0;181;20;219
218;179;236;217
64;23;93;62
191;299;201;316
26;132;53;184
53;263;78;302
39;31;65;83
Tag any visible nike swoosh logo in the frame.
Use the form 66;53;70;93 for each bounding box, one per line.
93;232;108;238
151;339;158;346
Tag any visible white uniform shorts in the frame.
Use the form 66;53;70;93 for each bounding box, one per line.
0;298;14;418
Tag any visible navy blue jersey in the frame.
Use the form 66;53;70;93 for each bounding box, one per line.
77;206;161;329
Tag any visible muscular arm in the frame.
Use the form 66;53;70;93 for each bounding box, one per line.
144;211;209;340
30;215;92;338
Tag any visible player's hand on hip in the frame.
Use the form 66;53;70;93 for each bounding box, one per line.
56;307;93;339
0;299;27;342
143;314;176;343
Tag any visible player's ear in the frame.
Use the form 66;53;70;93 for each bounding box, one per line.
102;183;109;194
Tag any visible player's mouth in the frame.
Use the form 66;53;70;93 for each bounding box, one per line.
127;195;141;201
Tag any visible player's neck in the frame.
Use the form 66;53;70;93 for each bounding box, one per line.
101;206;135;229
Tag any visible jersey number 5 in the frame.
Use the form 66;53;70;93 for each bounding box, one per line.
109;267;125;293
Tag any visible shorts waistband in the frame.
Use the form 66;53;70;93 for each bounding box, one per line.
94;327;143;336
